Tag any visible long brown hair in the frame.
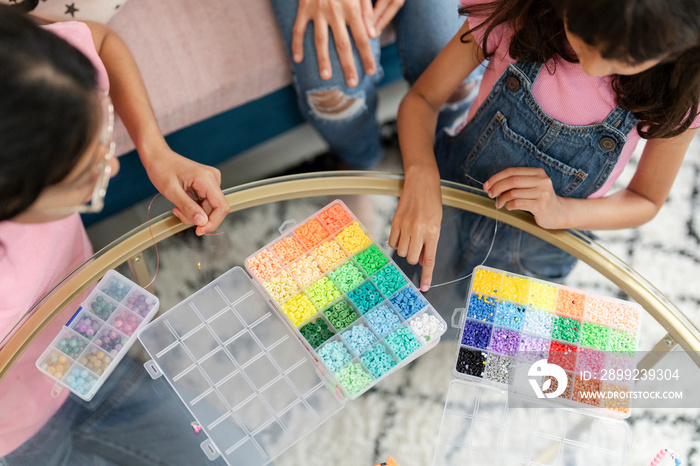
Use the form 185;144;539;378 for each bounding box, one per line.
459;0;700;139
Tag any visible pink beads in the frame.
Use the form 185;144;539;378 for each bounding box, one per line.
110;310;142;337
246;249;283;281
584;296;613;324
611;303;640;331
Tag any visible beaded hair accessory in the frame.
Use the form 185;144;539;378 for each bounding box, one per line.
649;449;682;465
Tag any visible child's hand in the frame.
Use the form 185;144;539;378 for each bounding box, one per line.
388;170;442;291
143;149;230;235
483;167;566;229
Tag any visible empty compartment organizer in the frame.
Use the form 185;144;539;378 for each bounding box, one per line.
36;270;159;401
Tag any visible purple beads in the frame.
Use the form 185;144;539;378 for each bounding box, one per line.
518;334;549;362
125;292;156;318
490;328;519;356
94;328;128;355
461;320;492;349
72;313;102;340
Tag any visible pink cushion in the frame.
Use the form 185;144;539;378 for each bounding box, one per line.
108;0;291;155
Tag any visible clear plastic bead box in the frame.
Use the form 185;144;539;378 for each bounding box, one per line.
453;266;643;419
433;380;629;466
36;270;159;401
244;200;447;399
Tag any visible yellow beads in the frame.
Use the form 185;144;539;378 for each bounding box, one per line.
528;281;558;310
282;293;317;326
472;269;502;296
336;222;371;254
313;240;347;271
500;275;530;302
264;271;299;303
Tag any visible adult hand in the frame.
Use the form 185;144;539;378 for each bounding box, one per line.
143;148;230;235
483;167;566;229
388;168;443;291
371;0;405;34
292;0;376;87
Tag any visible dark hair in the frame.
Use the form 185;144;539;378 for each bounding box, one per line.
0;5;99;220
459;0;700;139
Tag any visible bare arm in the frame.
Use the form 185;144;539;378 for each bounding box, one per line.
86;21;230;235
484;127;698;230
388;20;485;290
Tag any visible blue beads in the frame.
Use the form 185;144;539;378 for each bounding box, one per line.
341;323;377;354
494;301;525;330
347;281;383;314
365;304;401;338
389;288;427;319
522;308;554;336
461;320;492;349
317;340;352;373
361;343;397;378
467;293;496;322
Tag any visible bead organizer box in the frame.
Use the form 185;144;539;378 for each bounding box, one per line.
36;270;159;401
453;266;642;417
432;380;629;466
245;200;447;399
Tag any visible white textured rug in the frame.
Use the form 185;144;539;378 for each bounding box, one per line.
142;133;700;466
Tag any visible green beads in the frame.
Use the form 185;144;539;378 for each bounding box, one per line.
361;343;397;378
300;318;335;348
580;322;609;350
371;265;406;297
355;245;389;275
609;329;636;355
385;327;422;360
335;362;373;395
305;277;341;309
90;295;116;319
324;300;359;331
329;262;365;293
552;316;581;343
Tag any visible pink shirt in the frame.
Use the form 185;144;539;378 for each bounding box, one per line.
462;1;700;197
0;21;108;456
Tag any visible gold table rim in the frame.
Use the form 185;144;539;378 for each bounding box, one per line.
1;171;698;381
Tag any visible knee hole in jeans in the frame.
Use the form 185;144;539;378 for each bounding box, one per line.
307;88;365;120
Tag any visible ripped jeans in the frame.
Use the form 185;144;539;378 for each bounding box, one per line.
270;0;483;169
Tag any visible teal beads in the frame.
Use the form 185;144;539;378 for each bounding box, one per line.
318;340;352;372
300;318;335;348
347;281;383;314
101;277;131;302
324;300;359;331
335;363;373;395
385;327;422;360
365;304;400;338
361;343;397;378
90;295;116;319
329;262;365;293
355;245;389;275
371;265;406;297
305;277;341;309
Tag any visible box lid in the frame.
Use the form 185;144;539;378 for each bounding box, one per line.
138;266;345;466
433;379;629;465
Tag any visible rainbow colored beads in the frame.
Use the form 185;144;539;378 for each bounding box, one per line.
245;200;446;399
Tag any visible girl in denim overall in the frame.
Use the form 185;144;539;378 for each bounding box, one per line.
389;0;700;294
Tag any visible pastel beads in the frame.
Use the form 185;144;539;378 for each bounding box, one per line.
40;351;72;380
408;313;446;343
288;255;323;287
361;343;397;378
335;363;373;395
72;314;102;340
57;334;87;358
282;293;317;326
313;240;347;270
305;277;341;309
522;308;554;336
365;305;400;338
341;324;377;354
329;262;365;293
300;318;335;348
79;346;113;375
347;281;382;314
370;265;406;296
355;245;388;275
317;340;352;372
263;271;299;303
490;328;519;356
94;328;128;355
65;367;98;396
295;219;329;248
580;322;609;350
389;288;426;319
272;236;306;265
101;277;131;302
385;327;421;360
335;222;371;254
317;204;353;233
110;310;142;337
246;250;283;282
324;300;359;331
89;295;116;319
125;292;156;318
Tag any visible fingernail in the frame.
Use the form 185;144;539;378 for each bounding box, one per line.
194;213;207;226
369;26;377;37
321;69;331;79
421;285;430;292
293;54;302;62
348;77;358;87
